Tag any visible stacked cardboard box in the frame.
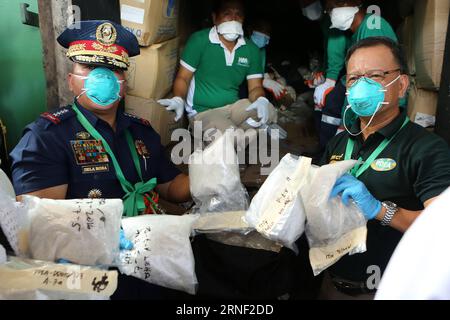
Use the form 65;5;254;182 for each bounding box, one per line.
126;37;179;100
413;0;449;90
121;0;184;141
397;15;415;76
125;95;185;146
407;82;438;129
403;0;450;129
120;0;179;47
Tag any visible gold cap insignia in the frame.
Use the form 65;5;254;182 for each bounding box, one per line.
96;22;117;46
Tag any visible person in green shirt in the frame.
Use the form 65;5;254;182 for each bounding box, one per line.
159;0;277;137
301;0;350;107
248;19;287;100
239;18;287;101
319;0;401;152
301;0;350;139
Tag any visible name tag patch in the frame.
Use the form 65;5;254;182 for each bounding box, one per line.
82;164;110;174
371;158;397;172
71;140;109;165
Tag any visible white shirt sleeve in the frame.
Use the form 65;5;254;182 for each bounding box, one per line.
375;187;450;300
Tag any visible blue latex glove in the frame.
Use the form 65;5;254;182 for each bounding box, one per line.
119;229;134;250
57;259;72;264
330;174;381;220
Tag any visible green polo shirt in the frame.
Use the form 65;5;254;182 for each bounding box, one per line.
350;14;398;48
181;28;263;115
320;16;351;81
319;109;450;282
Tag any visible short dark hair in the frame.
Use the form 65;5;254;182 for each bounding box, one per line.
345;37;409;75
213;0;245;15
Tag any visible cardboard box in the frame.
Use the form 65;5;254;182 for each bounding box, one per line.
407;84;438;128
397;16;416;75
414;0;450;89
120;0;179;46
125;94;186;146
126;37;179;100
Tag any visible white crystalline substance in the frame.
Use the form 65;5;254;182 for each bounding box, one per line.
189;131;248;213
25;197;122;266
120;214;198;295
245;154;308;250
189;132;241;197
0;244;6;264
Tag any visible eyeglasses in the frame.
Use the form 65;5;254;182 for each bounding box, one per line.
346;69;401;86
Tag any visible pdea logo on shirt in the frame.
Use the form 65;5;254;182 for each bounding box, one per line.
237;57;250;67
371;158;397;172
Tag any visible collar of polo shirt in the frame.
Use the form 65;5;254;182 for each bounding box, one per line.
209;27;246;66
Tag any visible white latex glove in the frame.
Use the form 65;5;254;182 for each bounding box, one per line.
245;96;270;126
157;96;185;122
312;72;326;87
263;78;286;100
313;78;336;107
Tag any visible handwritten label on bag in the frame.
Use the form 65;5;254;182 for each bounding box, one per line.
309;226;367;275
121;227;153;281
70;199;107;233
0;257;118;297
256;157;311;236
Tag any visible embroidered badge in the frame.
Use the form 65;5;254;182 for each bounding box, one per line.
237;56;250;67
135;140;150;159
371;158;397;172
41;112;61;124
76;131;91;140
88;189;103;199
71;139;109;165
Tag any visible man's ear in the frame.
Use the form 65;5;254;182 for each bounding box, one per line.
399;74;410;99
212;13;217;25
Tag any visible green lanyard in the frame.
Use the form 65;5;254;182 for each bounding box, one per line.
345;117;409;178
72;104;157;217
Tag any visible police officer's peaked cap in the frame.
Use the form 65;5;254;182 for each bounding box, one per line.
57;20;139;70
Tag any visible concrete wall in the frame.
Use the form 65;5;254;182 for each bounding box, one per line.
38;0;73;108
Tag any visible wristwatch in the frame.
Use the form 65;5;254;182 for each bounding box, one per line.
380;201;398;226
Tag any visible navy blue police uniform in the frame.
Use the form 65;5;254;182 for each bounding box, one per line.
9;20;186;300
10;101;180;199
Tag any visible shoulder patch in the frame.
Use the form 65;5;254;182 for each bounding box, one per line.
124;112;152;127
40;106;75;125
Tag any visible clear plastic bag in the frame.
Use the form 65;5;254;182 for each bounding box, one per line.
0;244;6;265
19;196;123;266
0;256;117;300
301;160;367;276
0;191;28;256
189;131;249;214
119;214;199;295
192;211;251;234
244;154;310;251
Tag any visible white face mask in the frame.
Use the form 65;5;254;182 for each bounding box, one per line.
302;1;323;21
330;6;359;31
217;20;243;42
